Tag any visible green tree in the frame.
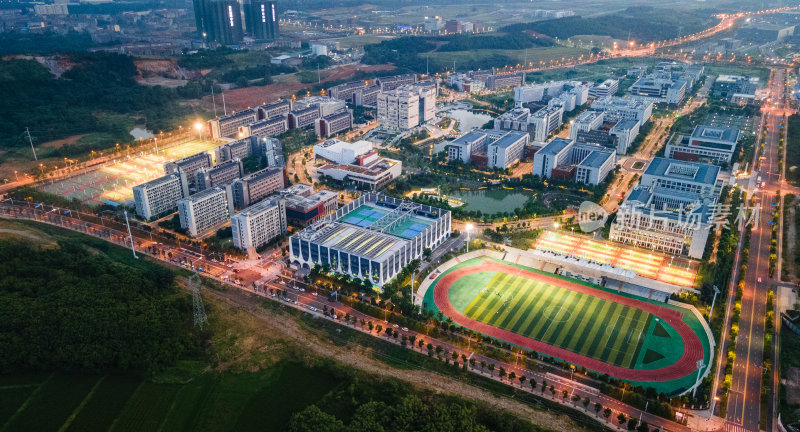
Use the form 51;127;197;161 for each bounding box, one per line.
288;405;345;432
618;413;627;425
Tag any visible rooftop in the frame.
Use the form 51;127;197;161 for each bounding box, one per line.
691;125;740;143
538;137;573;156
490;131;528;149
578;150;614;169
644;157;720;186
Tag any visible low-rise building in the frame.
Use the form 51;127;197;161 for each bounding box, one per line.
133;171;190;220
665;125;740;165
447;129;490;163
487;131;529;169
629;73;687;105
569;110;605;141
317;153;403;191
287;106;321;130
177;186;235;236
588;79;619;99
215;139;252;163
232;166;285;209
289;193;451;285
231;198;287;251
712;75;759;102
532;137;615;185
590;96;653;124
353;85;380;107
375;74;417;91
257;99;292;120
280;184;339;225
328;81;366;102
609;119;641;154
485;72;524;90
313;139;373;164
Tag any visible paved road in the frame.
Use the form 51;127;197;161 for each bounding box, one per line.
724;68;789;431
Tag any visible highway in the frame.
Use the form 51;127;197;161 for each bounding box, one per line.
724;68;792;432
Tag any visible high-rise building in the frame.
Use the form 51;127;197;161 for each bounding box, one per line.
231;166;285;209
193;0;279;45
244;1;278;41
164;152;214;190
231;198;287;251
177;186;235;236
133;171;190;220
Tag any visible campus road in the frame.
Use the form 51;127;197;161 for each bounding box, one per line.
724;68;793;432
0;201;709;432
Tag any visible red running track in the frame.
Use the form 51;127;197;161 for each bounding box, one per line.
432;260;704;382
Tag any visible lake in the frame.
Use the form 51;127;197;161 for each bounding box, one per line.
447;189;530;213
433;109;494;154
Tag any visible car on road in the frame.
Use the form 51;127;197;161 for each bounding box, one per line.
401;327;408;332
309;307;317;312
757;277;762;283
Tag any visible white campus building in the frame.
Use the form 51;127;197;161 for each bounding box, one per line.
231;198;287;251
133;171;189;220
177;186;234;236
532;137;615;185
289;194;451;286
609;158;722;258
665;125;740;165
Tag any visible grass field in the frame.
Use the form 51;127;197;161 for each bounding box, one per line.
424;257;713;394
38;138;218;206
458;271;653;368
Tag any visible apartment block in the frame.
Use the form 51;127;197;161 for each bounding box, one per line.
209;109;258;139
133;171;189;220
239;116;287;138
195;159;244;191
231;198;287;251
315;109;354;138
287;106;321;130
164;152;213;190
231;166;285;209
177;186;234;237
353;85;380;107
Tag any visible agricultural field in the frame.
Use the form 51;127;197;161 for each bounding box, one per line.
0;362;340;432
424;257;713;394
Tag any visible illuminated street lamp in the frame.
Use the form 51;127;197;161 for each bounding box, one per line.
194;122;204;141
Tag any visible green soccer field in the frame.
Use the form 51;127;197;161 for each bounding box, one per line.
459;272;652;368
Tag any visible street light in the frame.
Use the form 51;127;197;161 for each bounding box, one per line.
194;121;204;141
465;223;474;252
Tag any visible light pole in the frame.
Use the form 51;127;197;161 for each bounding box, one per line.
466;223;474;252
194;122;204;141
692;359;705;398
708;285;720;321
123;210;138;259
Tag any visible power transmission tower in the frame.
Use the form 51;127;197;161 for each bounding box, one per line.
189;272;207;329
